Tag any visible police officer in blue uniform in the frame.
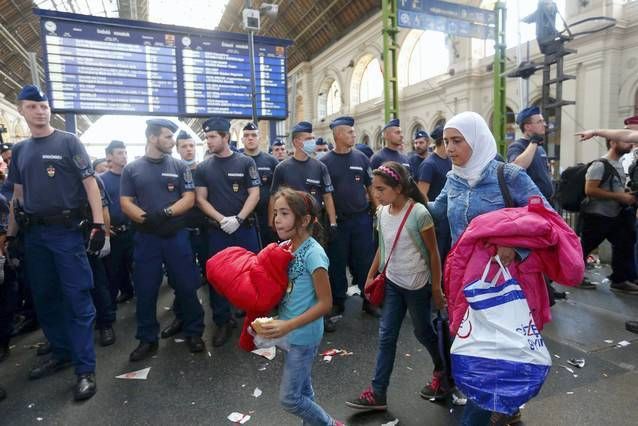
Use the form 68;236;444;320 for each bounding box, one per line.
101;140;135;304
161;130;209;339
241;122;279;247
270;138;288;162
321;117;378;328
408;130;430;178
370;118;411;171
195;117;261;347
269;121;337;228
120;119;205;361
7;85;105;400
314;137;330;159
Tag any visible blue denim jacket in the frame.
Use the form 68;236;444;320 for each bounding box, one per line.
428;159;547;246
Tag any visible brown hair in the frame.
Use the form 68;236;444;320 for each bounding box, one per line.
373;161;427;205
272;188;323;243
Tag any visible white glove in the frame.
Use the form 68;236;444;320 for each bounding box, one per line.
98;237;111;258
220;216;240;234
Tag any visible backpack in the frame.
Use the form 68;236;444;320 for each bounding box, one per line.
556;159;620;212
628;155;638;192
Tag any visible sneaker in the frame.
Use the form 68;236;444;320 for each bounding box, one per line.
345;386;387;410
610;281;638;295
419;371;451;401
578;278;597;290
451;387;467;406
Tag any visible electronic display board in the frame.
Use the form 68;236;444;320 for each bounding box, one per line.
35;9;291;119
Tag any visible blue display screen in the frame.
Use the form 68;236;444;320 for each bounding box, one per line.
36;9;291;119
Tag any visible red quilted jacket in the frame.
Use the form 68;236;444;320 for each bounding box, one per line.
206;242;294;351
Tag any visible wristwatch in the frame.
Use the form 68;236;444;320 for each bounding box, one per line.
163;207;174;217
236;215;244;225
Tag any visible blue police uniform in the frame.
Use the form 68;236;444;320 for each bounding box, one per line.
271;157;334;206
271;139;287;161
408;152;426;178
9;129;96;375
321;118;375;306
120;154;204;343
370;147;410;171
100;169;134;302
247;151;279;245
355;143;374;158
507;139;553;199
88;175;116;333
0;193;18;353
195;150;261;327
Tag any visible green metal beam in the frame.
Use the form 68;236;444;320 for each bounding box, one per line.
382;0;399;122
492;1;507;156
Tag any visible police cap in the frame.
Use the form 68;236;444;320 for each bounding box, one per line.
0;143;13;153
203;117;230;133
175;130;192;141
272;138;285;147
329;116;355;129
516;106;541;126
291;121;312;134
17;84;48;102
383;118;400;131
414;130;429;140
146;119;178;133
243;122;258;131
316;137;327;145
105;140;125;154
624;115;638;126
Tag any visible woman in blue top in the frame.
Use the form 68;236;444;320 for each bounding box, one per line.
259;188;344;426
428;111;546;425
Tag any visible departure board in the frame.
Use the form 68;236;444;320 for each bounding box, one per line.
182;36;287;118
35;9;291;119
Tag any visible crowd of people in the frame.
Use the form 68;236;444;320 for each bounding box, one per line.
1;83;637;425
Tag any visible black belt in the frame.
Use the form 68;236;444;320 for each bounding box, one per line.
27;209;85;226
112;224;131;233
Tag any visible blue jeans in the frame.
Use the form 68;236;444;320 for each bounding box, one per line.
372;279;442;397
280;343;335;426
461;399;492;425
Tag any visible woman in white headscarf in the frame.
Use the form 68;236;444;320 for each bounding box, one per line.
427;112;546;425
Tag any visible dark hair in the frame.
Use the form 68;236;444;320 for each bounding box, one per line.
372;161;427;205
92;158;107;169
105;140;125;155
145;124;164;140
520;117;533;134
272;188;324;244
434;136;444;147
606;138;612;150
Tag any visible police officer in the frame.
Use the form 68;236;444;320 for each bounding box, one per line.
508;106;554;200
195;117;261;347
321;117;378;327
269;121;337;228
241;122;279;246
7;85;105;400
101;140;135;304
161;130;209;339
271;138;288;162
315;137;330;159
120;119;205;361
370;118;411;171
408;130;430;177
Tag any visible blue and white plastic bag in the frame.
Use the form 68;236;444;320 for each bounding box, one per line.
450;256;551;415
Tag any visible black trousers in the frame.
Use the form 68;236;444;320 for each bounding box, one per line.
581;210;636;283
104;230;134;302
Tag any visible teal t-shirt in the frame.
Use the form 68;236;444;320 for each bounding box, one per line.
279;237;329;345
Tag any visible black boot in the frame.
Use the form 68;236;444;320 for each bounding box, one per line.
99;327;116;347
160;318;183;339
212;323;232;347
129;341;158;362
74;373;96;401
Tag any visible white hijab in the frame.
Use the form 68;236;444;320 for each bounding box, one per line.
444;111;497;187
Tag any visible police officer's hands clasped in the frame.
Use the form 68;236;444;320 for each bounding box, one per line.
220;216;241;234
87;223;106;254
143;210;169;228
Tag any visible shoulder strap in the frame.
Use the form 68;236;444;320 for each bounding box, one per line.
497;163;515;208
382;202;415;274
598;159;622;184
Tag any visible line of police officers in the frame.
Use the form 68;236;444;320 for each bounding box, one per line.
0;83;441;403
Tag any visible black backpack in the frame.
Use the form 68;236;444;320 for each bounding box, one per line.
628;156;638;192
556;159;619;212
